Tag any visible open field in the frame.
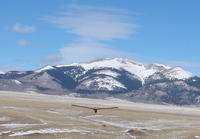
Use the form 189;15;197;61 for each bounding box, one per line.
0;91;200;139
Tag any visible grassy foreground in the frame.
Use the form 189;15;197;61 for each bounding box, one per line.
0;91;200;139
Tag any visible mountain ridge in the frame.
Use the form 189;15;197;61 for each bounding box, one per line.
0;58;199;105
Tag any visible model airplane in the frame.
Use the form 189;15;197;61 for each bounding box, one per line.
72;104;118;113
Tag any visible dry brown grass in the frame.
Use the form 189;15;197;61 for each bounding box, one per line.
0;91;200;139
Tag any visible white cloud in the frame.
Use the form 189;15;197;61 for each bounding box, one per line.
62;4;136;15
16;40;31;47
16;40;45;48
43;41;135;64
12;23;35;33
59;41;134;64
43;4;138;41
43;4;140;64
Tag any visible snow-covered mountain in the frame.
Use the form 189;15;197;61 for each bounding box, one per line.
34;65;55;73
56;58;193;83
0;58;199;105
0;71;4;74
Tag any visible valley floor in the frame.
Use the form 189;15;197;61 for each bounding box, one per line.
0;91;200;139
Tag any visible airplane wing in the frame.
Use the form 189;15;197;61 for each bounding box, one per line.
96;107;118;110
72;104;95;109
72;104;118;110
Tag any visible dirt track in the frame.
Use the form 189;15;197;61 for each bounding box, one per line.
0;91;200;139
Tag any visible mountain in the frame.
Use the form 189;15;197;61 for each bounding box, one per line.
0;58;200;105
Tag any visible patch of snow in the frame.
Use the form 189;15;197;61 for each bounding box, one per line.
0;71;5;74
12;80;22;85
195;136;200;138
53;58;193;84
47;109;82;116
35;65;54;73
81;127;115;135
163;67;194;80
79;58;157;84
9;128;91;136
46;110;60;114
56;63;80;68
129;135;137;139
55;58;166;84
85;119;161;131
83;115;104;119
0;123;46;128
2;106;29;111
16;71;26;74
105;97;132;103
93;70;119;78
82;76;126;91
68;93;80;97
0;116;12;121
193;79;196;82
0;131;11;136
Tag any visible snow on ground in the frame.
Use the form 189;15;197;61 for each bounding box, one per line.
12;80;22;85
9;128;91;136
83;117;161;131
68;93;80;97
0;116;12;121
2;106;29;111
195;136;200;138
0;123;46;128
83;115;104;119
105;97;132;103
0;131;11;136
47;109;82;116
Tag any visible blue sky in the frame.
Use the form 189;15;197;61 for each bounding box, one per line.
0;0;200;76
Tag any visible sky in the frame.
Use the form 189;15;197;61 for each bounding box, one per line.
0;0;200;76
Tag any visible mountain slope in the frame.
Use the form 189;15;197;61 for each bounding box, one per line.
0;58;199;105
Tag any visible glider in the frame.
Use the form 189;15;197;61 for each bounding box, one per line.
72;104;118;113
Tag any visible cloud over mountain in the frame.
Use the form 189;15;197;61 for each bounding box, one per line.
43;4;139;64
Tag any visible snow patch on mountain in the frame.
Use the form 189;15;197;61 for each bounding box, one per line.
56;63;80;68
82;76;126;91
0;72;5;74
33;58;195;88
35;65;54;73
93;70;119;78
16;71;27;74
77;58;162;84
12;80;22;85
163;67;194;80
